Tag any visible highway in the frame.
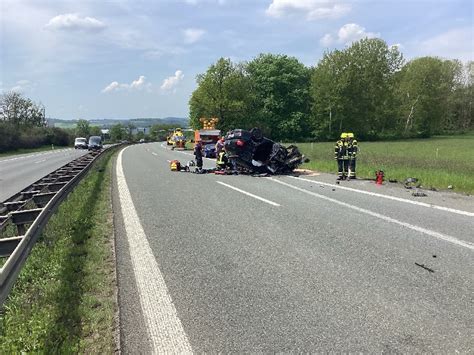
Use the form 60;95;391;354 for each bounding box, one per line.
114;143;474;353
0;148;89;201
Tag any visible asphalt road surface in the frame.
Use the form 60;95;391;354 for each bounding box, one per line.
114;142;473;353
0;148;89;201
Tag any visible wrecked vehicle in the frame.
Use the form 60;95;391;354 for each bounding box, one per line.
224;128;305;174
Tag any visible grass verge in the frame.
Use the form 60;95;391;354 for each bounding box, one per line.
0;149;117;352
297;134;474;194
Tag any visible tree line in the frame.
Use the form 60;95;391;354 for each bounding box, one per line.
0;92;74;152
189;38;473;141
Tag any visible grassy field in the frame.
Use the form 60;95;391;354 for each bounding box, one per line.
0;150;117;352
298;134;474;194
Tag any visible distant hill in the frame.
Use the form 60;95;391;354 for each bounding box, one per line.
48;117;189;129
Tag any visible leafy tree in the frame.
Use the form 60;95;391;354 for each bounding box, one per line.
75;119;90;137
110;123;126;142
311;38;404;140
246;53;311;141
89;125;101;136
396;57;460;136
189;58;253;132
0;91;46;127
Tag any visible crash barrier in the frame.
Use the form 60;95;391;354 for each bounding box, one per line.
0;145;116;306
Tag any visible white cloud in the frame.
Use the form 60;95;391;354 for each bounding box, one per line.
320;33;334;46
102;75;150;93
183;28;206;44
184;0;227;5
11;80;35;92
266;0;350;20
320;23;380;46
417;27;473;62
45;13;106;32
160;70;184;92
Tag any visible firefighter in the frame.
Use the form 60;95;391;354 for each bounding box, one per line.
334;133;349;180
215;137;225;157
216;148;228;171
194;139;203;172
347;132;358;180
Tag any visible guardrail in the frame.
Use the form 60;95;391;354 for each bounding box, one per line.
0;146;116;306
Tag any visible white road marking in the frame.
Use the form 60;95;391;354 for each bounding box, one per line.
217;181;281;207
34;158;47;164
269;177;474;251
151;152;158;156
0;148;71;163
288;176;474;217
116;147;192;353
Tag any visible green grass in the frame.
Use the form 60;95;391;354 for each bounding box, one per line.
0;149;117;352
0;145;70;158
298;134;474;194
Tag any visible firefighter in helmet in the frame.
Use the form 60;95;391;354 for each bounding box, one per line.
346;132;358;179
216;147;229;171
335;133;349;180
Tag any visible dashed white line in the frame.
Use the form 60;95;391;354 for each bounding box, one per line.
288;176;474;217
217;181;281;207
269;177;474;251
34;159;47;164
116;147;192;352
0;148;71;163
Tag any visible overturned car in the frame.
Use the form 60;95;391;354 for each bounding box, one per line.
224;128;305;174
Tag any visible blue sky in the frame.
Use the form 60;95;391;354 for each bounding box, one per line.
1;0;472;120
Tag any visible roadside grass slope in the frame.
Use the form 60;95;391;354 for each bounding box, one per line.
298;134;474;194
0;150;116;352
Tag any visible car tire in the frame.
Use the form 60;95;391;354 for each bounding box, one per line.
250;128;263;142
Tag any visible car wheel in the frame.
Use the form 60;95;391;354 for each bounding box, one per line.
250;128;263;142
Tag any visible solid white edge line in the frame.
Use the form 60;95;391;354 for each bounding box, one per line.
116;146;192;353
269;177;474;251
217;181;281;207
288;176;474;217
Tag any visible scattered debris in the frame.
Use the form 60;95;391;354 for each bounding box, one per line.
412;191;427;197
332;188;336;191
448;185;453;189
429;186;437;191
432;255;437;258
404;177;418;189
415;262;435;273
336;181;340;185
388;178;398;183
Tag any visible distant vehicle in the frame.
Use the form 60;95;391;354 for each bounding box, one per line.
168;128;186;149
88;136;103;150
74;137;88;149
203;143;216;158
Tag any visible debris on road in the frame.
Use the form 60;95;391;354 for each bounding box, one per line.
415;262;435;273
412;191;427;197
404;177;418;189
224;128;305;174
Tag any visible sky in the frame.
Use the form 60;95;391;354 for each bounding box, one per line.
0;0;473;120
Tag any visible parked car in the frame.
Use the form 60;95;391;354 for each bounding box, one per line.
88;136;103;150
74;137;88;149
224;128;305;174
203;143;217;158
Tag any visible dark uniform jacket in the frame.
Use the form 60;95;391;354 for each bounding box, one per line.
334;140;349;160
